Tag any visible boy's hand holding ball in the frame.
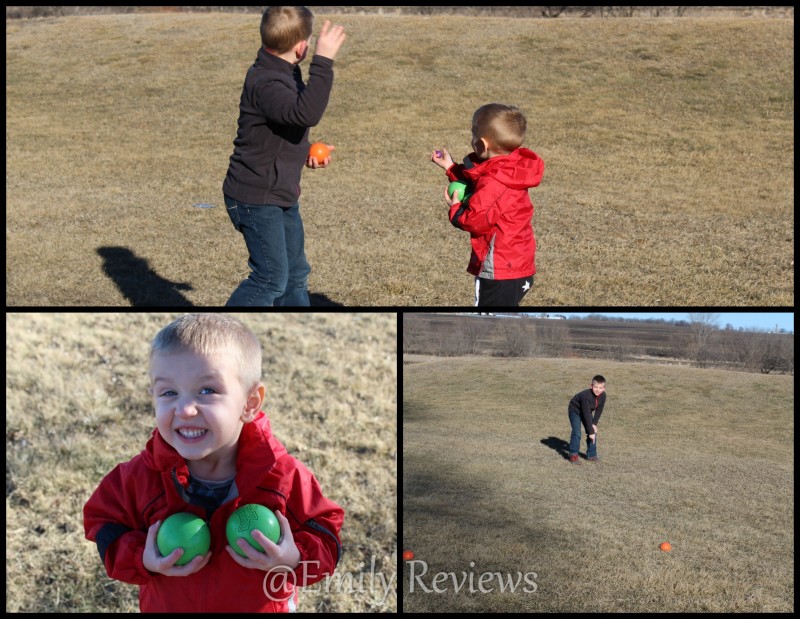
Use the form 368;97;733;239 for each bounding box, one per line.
307;142;335;168
144;518;212;576
225;507;300;573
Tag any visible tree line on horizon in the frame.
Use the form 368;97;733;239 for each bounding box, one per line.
404;313;794;375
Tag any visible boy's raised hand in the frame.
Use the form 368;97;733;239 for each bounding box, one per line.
315;20;347;60
431;147;454;171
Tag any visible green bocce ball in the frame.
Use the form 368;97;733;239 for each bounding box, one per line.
226;504;282;557
156;512;211;566
448;181;470;202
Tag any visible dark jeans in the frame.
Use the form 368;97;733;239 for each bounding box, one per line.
224;196;311;307
568;409;597;458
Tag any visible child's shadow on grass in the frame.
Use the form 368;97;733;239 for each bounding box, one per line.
541;436;588;460
98;247;194;307
98;247;345;307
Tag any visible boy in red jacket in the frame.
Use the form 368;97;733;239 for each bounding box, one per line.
432;103;545;306
84;314;343;612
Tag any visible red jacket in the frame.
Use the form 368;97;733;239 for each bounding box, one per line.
448;148;544;279
83;412;343;612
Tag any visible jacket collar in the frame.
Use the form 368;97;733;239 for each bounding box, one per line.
256;46;296;75
143;411;286;495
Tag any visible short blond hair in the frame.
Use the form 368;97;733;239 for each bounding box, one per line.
261;6;314;53
472;103;527;153
150;314;262;391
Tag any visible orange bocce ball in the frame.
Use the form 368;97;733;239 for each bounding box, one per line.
309;142;330;161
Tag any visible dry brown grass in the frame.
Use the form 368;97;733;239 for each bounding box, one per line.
403;355;793;611
6;14;793;305
6;313;397;611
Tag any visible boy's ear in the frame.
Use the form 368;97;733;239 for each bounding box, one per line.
242;384;266;422
296;39;308;59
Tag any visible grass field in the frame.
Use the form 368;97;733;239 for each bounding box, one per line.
403;355;793;611
6;313;397;612
6;13;793;305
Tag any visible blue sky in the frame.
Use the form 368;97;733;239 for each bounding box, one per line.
541;313;793;333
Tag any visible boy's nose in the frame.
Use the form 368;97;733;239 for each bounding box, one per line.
175;400;199;416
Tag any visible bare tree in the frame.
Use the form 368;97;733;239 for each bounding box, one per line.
539;320;569;357
456;317;489;355
748;332;794;374
780;336;794;375
501;320;534;357
688;313;720;368
403;315;421;354
605;336;633;362
433;325;470;357
541;6;567;18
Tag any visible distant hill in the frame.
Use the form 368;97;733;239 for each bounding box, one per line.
6;6;794;19
403;313;793;373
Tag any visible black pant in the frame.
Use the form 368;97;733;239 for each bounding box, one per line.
475;275;534;307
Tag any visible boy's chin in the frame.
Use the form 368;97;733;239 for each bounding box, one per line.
168;435;214;459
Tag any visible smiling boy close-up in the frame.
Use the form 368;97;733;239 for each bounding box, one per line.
84;313;343;612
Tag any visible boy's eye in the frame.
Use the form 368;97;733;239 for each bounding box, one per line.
157;388;216;397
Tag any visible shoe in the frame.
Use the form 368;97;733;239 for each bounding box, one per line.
569;454;580;464
588;456;599;462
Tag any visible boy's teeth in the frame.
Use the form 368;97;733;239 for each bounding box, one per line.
178;429;206;438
